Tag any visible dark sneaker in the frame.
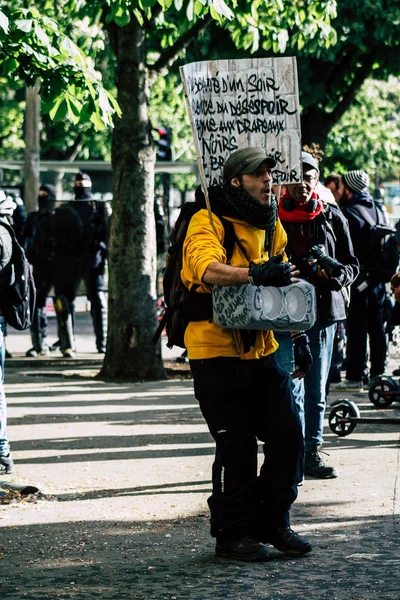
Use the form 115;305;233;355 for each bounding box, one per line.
0;454;14;474
50;340;61;352
305;446;338;479
393;368;400;376
264;528;312;556
216;536;272;562
26;347;39;357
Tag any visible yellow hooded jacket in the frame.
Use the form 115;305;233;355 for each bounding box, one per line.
181;208;288;360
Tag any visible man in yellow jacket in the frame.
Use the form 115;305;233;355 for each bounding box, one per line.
182;147;313;562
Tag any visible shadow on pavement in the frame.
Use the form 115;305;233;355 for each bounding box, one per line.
1;512;399;600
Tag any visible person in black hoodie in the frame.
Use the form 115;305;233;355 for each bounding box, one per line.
274;152;359;479
24;183;57;356
335;170;388;390
71;172;110;354
52;173;110;357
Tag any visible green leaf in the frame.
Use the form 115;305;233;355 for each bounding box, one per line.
29;6;41;19
41;17;58;32
98;86;113;115
133;9;144;26
114;11;131;27
67;93;83;117
34;22;50;47
65;95;80;124
211;0;234;20
60;36;85;66
2;57;18;74
90;110;107;131
49;97;68;122
15;19;33;33
186;0;194;21
105;89;122;118
0;10;9;34
210;5;222;23
194;1;204;16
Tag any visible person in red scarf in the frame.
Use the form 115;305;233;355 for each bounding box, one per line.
275;152;359;479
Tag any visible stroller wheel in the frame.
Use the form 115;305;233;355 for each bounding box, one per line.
368;377;396;409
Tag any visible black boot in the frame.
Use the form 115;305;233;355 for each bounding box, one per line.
305;446;338;479
215;536;272;562
89;291;107;353
27;308;50;356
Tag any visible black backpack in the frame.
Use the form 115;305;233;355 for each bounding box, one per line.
350;203;399;283
0;220;36;331
153;201;235;349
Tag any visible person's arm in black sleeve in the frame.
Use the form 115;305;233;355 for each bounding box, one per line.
323;208;360;291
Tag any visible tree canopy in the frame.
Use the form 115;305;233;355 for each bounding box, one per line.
0;3;120;130
297;0;400;147
3;0;399;379
324;77;400;182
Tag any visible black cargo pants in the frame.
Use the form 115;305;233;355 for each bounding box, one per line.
190;353;303;540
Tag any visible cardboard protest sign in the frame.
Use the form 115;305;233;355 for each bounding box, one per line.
180;58;301;188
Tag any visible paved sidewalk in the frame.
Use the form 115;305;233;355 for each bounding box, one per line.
0;324;399;599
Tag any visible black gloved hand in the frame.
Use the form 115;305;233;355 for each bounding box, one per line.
292;333;313;378
249;254;293;287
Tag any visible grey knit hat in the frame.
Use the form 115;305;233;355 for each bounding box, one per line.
342;170;370;193
223;148;276;183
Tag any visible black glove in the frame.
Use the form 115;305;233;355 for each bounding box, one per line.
249;254;293;287
292;333;313;376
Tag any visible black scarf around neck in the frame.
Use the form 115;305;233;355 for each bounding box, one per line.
195;184;278;252
220;183;277;231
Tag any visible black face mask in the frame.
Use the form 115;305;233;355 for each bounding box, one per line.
73;185;92;200
38;195;56;212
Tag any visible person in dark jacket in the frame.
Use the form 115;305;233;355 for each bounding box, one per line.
24;184;57;356
274;152;359;479
70;172;110;354
335;170;388;390
52;173;110;357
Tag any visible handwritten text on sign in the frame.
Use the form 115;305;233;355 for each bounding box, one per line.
180;58;302;187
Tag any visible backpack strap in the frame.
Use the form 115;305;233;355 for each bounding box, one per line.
217;217;257;353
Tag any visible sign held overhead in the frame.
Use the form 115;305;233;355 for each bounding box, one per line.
180;58;302;188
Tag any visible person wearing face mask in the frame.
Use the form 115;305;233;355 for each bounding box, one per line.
70;172;110;354
24;184;57;357
274;152;359;480
52;173;110;357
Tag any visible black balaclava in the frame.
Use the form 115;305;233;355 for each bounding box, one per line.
73;172;92;200
38;183;57;212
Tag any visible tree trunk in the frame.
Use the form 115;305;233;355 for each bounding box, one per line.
101;18;166;380
24;80;40;213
